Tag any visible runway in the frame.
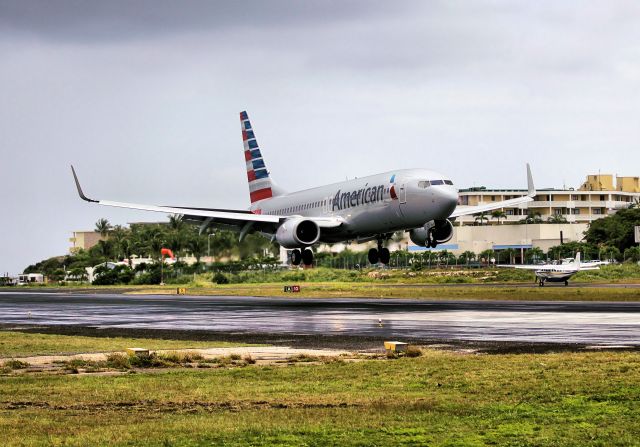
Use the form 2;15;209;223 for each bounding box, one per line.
1;291;639;346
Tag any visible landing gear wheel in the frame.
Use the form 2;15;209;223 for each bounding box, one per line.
538;280;544;287
564;280;569;286
379;248;390;265
302;248;314;266
368;248;380;265
427;232;437;248
291;249;302;266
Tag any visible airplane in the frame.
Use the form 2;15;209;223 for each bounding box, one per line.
498;252;599;286
71;111;537;266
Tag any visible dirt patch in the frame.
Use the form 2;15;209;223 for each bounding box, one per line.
1;400;358;413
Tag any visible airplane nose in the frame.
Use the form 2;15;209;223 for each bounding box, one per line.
434;185;458;217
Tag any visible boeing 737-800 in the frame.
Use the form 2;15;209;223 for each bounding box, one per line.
72;111;536;266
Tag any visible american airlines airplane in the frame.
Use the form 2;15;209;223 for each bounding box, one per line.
72;111;536;266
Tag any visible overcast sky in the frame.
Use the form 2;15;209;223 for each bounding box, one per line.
1;1;639;274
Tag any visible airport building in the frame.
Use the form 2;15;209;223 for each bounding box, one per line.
69;230;105;253
456;174;640;226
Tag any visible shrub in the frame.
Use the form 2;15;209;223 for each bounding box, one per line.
159;351;204;364
405;346;423;358
213;272;229;284
288;353;320;363
4;359;29;369
105;353;131;369
243;355;256;365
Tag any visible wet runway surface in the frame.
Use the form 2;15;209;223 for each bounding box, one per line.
1;291;639;346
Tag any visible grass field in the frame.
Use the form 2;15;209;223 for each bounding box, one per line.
1;345;639;446
126;282;640;301
0;331;259;358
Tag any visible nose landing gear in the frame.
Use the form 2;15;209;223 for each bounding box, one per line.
368;238;391;265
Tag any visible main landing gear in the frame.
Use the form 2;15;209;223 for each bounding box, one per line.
537;279;570;287
291;248;314;266
368;238;391;265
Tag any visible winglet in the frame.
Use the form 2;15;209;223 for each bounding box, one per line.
526;163;536;198
70;165;98;203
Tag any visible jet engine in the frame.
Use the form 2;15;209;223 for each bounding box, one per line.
409;219;454;247
275;218;320;249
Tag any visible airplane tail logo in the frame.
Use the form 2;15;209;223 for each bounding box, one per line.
241;111;274;204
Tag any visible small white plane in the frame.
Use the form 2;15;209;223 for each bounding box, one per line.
500;252;599;286
72;111;536;266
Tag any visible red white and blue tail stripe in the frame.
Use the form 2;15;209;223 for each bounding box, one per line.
241;111;274;204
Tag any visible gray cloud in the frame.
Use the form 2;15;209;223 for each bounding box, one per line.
0;0;401;41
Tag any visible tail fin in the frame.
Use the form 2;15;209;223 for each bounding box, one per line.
240;111;284;204
574;252;581;270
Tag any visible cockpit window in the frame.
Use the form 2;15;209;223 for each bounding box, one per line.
419;179;453;187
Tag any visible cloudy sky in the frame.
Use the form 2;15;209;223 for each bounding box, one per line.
1;1;639;274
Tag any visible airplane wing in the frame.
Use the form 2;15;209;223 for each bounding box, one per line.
71;166;343;234
495;264;541;270
449;163;536;218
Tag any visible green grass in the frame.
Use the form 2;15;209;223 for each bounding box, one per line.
1;350;639;446
0;331;261;358
127;282;640;301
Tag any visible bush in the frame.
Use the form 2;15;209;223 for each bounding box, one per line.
213;272;229;284
105;353;131;369
405;346;423;357
93;265;135;285
287;353;320;363
4;359;29;369
159;351;204;364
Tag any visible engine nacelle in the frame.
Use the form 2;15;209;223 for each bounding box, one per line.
275;218;320;249
409;219;454;247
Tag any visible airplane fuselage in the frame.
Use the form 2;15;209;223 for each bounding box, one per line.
251;168;459;243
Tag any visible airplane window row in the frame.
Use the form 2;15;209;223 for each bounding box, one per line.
267;200;327;215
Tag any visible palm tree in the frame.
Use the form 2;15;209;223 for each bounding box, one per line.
490;210;507;225
479;249;495;265
547;214;568;224
459;251;476;265
525;247;545;264
474;212;489;226
95;218;112;238
168;214;185;231
501;248;517;264
521;211;543;224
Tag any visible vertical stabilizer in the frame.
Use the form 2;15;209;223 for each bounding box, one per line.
240;111;281;204
574;252;581;270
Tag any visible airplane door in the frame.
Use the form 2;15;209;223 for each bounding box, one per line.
324;196;332;213
399;183;407;204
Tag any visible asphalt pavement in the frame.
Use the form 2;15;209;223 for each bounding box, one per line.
1;291;639;346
